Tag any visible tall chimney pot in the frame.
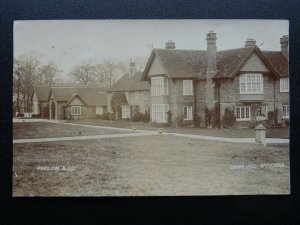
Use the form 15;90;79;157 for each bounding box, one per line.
165;40;176;49
280;35;288;58
245;38;256;47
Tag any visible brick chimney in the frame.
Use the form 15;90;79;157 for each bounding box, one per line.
280;35;288;58
205;31;217;108
165;40;176;49
245;38;256;47
129;61;136;77
206;31;217;77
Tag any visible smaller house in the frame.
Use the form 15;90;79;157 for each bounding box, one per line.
64;88;107;120
49;86;107;120
107;64;150;119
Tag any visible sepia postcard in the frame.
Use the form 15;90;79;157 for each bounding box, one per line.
13;19;290;196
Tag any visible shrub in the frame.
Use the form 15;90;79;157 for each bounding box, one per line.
212;103;221;128
111;93;127;119
167;110;172;125
204;107;211;128
142;112;150;122
285;119;290;127
194;115;202;128
222;108;236;128
99;112;111;120
132;112;143;122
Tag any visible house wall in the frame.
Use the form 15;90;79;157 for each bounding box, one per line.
240;53;270;72
168;79;195;125
127;90;150;113
65;106;96;119
148;56;165;76
218;73;284;127
56;102;66;120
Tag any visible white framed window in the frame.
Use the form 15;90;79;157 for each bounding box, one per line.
122;105;131;119
183;106;193;120
183;80;193;96
282;105;290;119
71;106;81;115
239;73;263;94
236;106;251;121
280;78;289;92
151;77;168;96
151;104;169;123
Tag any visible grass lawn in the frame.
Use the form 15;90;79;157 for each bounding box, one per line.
65;119;289;139
13;135;290;196
13;122;131;139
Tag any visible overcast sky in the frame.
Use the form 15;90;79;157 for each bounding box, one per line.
14;19;288;77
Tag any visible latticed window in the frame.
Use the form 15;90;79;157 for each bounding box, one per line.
183;106;193;120
71;106;81;115
282;105;290;119
236;106;250;121
280;78;289;92
239;74;263;93
183;80;193;96
151;77;168;96
151;104;169;123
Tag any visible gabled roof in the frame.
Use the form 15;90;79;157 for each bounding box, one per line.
142;46;288;80
142;49;207;80
50;86;107;106
214;47;254;78
32;85;51;101
262;51;288;77
108;72;149;92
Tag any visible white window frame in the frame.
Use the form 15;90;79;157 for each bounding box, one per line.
122;105;131;119
183;106;193;121
280;78;289;93
151;104;169;123
239;73;263;94
183;80;193;96
282;105;290;119
236;106;251;121
71;106;81;116
151;77;168;96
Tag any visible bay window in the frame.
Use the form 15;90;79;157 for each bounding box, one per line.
151;77;168;96
240;73;263;94
151;104;169;123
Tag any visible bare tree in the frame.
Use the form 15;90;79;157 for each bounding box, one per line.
69;59;96;85
13;52;40;113
95;60;119;87
37;61;63;85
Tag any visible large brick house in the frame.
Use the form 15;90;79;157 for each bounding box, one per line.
141;32;289;127
107;64;150;119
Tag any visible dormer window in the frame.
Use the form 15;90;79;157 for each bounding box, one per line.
280;78;289;92
239;73;263;94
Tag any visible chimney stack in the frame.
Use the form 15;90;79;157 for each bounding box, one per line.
165;40;176;49
245;38;256;47
280;35;288;58
206;31;217;76
205;31;217;108
129;61;136;77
